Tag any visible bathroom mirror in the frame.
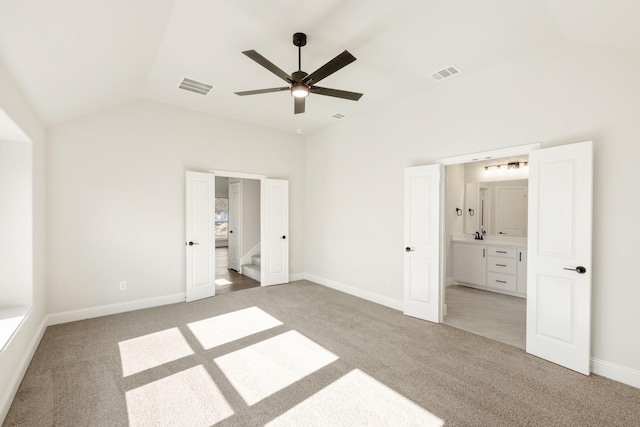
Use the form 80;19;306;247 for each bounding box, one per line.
464;179;528;236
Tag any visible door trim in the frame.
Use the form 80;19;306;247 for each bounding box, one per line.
435;143;541;321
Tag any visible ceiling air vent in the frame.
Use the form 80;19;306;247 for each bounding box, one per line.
329;113;346;120
430;65;461;81
178;78;214;95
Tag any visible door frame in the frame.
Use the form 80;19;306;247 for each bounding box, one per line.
436;143;541;322
209;170;267;283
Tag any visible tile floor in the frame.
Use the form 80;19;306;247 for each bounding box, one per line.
443;285;526;349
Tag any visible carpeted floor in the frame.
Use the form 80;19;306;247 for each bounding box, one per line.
4;280;640;426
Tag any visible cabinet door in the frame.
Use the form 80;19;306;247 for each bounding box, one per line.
517;249;527;295
453;243;486;286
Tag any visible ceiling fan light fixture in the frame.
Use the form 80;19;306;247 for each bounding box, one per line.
291;83;309;98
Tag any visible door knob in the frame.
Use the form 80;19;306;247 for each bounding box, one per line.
188;241;199;246
230;230;233;234
405;247;414;252
282;235;287;239
564;266;586;274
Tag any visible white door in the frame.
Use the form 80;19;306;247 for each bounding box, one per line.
404;164;441;322
185;171;216;302
527;141;593;375
261;179;289;286
228;181;241;271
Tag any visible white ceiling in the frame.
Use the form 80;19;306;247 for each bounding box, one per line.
0;0;638;134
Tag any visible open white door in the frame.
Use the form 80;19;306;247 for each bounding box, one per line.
185;171;216;302
404;164;441;322
228;181;241;271
527;141;593;374
261;179;289;286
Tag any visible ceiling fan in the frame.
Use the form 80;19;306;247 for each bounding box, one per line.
235;32;363;114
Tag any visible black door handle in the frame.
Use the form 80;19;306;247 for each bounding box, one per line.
405;247;414;252
564;266;586;274
229;230;233;233
282;236;286;239
188;241;199;246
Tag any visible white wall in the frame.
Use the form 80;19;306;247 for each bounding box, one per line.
304;41;640;374
0;140;32;307
444;164;464;281
46;99;304;314
215;176;229;197
0;60;46;422
241;179;260;257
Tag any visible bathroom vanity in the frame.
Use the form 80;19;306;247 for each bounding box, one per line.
452;240;527;297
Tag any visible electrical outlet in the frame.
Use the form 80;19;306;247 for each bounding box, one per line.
119;281;127;291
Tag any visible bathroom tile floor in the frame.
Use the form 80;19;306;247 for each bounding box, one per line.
443;285;526;349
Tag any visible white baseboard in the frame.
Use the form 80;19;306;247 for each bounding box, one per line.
0;314;47;423
304;273;403;311
591;358;640;390
445;277;457;286
289;273;306;282
47;293;186;326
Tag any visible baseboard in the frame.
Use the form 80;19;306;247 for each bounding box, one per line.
591;358;640;390
445;277;457;286
289;273;305;282
47;293;186;326
0;314;47;423
304;273;403;311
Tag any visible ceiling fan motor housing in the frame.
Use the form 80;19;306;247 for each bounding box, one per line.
292;32;307;47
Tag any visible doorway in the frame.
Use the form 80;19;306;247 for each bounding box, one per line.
214;176;261;295
442;155;529;349
403;141;594;374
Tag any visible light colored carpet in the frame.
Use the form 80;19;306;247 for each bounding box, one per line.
4;280;640;426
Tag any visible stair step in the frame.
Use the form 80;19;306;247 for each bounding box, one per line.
252;255;261;267
242;263;261;282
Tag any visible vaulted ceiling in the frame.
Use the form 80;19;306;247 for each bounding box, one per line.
0;0;638;134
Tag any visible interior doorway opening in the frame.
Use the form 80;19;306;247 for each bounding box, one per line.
214;176;261;295
442;154;529;349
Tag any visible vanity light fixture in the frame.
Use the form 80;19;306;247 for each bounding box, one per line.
484;161;528;173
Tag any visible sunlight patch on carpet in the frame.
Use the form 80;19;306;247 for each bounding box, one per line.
266;369;444;427
119;327;193;377
214;330;338;405
126;365;232;426
187;306;282;349
215;279;232;286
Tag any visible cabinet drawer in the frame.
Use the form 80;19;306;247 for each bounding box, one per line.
487;256;516;275
487;272;517;292
487;247;516;258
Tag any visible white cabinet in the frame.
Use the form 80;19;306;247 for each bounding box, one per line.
452;243;486;286
452;241;527;298
516;249;527;295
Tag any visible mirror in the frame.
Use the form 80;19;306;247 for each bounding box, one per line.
464;180;528;236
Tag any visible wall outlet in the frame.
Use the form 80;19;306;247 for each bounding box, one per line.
119;281;127;291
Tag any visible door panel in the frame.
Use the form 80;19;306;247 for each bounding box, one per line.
261;179;289;286
228;181;241;271
527;141;593;375
185;171;216;302
404;164;441;322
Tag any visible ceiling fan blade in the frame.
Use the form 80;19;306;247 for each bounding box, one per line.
311;86;363;101
242;50;292;83
303;50;356;85
294;97;305;114
235;87;289;96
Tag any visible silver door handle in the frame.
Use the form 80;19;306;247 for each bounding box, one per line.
405;247;414;252
564;266;586;274
187;241;199;246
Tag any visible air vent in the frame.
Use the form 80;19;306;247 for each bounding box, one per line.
430;65;461;81
178;78;214;95
329;113;346;120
